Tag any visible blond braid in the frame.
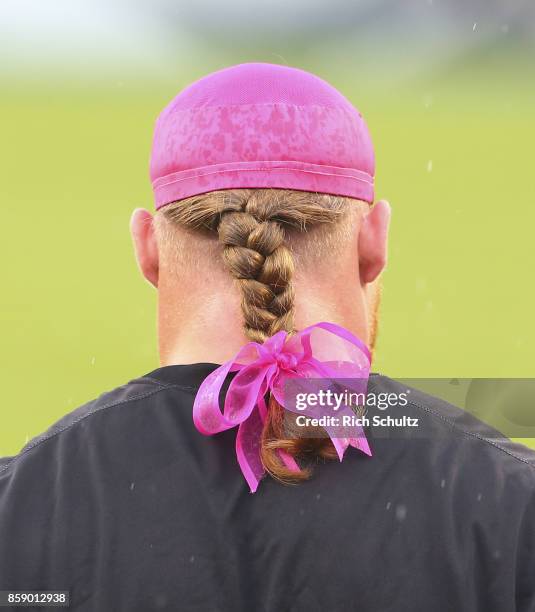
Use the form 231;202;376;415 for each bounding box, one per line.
217;196;296;343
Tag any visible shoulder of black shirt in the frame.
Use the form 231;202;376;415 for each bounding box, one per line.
0;369;534;485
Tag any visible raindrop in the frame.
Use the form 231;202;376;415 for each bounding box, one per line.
315;493;321;501
386;501;391;510
473;23;477;32
395;504;407;521
440;479;446;488
189;555;195;563
130;482;135;491
154;594;168;608
90;357;95;366
427;160;433;173
477;493;482;502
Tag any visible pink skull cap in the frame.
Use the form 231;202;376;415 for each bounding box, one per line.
150;62;375;210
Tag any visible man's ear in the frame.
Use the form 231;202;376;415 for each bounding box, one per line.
358;200;391;284
130;208;159;288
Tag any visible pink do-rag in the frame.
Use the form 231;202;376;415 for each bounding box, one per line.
150;62;375;209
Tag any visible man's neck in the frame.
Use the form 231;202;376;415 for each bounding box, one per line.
158;287;370;367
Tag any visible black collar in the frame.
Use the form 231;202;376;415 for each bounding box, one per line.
144;363;221;388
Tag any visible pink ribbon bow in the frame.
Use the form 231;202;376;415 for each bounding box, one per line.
193;321;372;493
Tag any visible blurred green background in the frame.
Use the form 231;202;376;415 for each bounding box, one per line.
1;1;534;456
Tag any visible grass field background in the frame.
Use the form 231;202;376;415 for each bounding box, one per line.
1;48;535;456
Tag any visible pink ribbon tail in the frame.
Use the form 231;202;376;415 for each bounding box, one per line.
235;408;265;493
350;432;372;457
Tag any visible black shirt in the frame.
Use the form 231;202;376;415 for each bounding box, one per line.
1;365;534;611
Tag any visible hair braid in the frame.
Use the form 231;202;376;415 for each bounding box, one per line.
159;188;357;484
217;197;296;343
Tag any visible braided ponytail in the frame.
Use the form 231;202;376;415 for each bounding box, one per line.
218;205;295;343
160;189;355;484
